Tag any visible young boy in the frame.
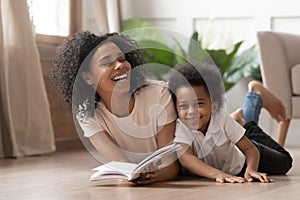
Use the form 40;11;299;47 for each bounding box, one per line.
168;61;293;183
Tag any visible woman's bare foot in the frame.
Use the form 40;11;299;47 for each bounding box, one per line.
248;80;287;122
230;108;246;126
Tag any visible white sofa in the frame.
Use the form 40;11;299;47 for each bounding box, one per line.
257;31;300;146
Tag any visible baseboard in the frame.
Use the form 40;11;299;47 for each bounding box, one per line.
55;138;85;152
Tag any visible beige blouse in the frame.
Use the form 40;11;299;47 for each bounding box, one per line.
78;80;177;163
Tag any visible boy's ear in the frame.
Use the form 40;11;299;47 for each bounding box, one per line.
211;101;219;113
81;71;94;85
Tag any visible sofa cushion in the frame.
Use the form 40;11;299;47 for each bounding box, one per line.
292;97;300;118
291;63;300;95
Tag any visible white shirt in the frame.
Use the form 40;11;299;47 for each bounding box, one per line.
174;112;246;175
78;80;177;163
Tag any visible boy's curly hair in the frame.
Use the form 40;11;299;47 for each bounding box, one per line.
168;61;225;110
51;31;147;118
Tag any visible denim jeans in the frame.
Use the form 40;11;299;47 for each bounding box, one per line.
243;92;263;124
239;92;293;175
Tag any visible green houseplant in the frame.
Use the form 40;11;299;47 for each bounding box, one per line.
122;19;261;90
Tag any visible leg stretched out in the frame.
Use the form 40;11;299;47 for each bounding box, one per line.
230;81;292;175
246;80;287;123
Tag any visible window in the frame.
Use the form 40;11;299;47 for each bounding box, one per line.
27;0;81;44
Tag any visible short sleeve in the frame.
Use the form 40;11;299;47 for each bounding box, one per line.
223;115;245;144
173;120;194;146
77;115;104;137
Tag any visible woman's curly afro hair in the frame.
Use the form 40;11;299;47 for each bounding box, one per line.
51;31;147;118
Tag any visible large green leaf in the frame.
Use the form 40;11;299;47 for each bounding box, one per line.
122;19;153;30
188;32;200;54
224;45;261;84
172;36;188;64
138;40;176;79
139;40;175;66
187;32;211;63
224;41;243;71
204;41;243;75
205;49;230;73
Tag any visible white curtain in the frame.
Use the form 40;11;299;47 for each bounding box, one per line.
83;0;121;34
0;0;55;158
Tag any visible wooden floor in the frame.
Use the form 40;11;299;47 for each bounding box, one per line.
1;147;300;200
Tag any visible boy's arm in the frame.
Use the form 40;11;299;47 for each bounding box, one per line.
236;136;272;182
178;144;245;183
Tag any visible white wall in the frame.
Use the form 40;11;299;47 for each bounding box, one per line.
121;0;300;147
121;0;300;48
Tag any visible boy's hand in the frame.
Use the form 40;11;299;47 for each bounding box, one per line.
215;172;246;183
244;169;273;182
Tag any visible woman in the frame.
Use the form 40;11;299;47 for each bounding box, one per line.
51;31;179;184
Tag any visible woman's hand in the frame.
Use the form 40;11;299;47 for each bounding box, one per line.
244;169;273;182
215;172;246;183
134;171;159;185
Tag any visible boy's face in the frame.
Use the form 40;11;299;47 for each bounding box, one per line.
176;85;214;133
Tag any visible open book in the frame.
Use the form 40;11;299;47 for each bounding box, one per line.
90;143;182;182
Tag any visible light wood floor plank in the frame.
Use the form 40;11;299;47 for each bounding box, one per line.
1;148;299;200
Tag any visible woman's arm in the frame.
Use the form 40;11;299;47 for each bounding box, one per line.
178;144;245;183
236;136;272;182
136;120;179;184
156;120;179;181
89;131;130;162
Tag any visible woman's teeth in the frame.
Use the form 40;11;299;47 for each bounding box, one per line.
113;74;127;81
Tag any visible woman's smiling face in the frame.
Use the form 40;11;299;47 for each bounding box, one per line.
83;42;132;96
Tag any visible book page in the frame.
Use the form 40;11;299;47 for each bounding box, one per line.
133;143;182;173
90;143;182;182
91;162;139;181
